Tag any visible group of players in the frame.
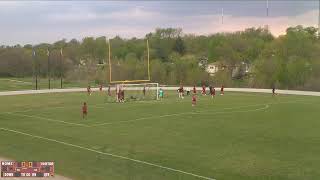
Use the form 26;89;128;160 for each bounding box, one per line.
83;84;152;118
82;84;277;118
178;85;225;106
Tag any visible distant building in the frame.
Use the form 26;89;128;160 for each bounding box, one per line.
201;60;251;77
204;61;227;76
206;62;219;75
198;57;208;69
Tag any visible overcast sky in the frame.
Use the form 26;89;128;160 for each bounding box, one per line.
0;0;318;45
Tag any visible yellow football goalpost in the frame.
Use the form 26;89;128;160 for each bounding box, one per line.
108;39;151;84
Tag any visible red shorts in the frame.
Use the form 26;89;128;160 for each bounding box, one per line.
83;111;87;114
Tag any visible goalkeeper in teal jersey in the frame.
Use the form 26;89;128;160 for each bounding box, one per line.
159;88;164;100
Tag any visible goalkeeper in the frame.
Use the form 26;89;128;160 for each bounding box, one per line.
159;88;164;100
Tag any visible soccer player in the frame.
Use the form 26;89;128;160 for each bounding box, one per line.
178;85;184;99
272;85;276;96
99;84;103;91
202;84;206;95
117;87;122;103
87;86;92;96
210;85;216;99
120;89;125;102
192;94;197;106
143;86;146;97
220;85;224;95
115;86;119;102
159;88;164;100
82;102;87;119
108;85;111;96
186;87;190;96
193;85;197;94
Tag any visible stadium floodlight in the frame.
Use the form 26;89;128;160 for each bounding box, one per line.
107;38;151;84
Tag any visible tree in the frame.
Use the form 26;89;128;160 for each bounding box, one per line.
174;36;186;55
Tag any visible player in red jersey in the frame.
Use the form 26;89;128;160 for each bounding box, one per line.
82;102;88;119
178;85;184;99
209;85;215;99
192;94;197;106
202;85;206;95
87;86;92;95
220;85;224;95
193;85;197;94
99;84;103;91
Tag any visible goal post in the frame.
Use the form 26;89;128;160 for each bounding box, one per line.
107;38;151;84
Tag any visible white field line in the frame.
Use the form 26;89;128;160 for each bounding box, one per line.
0;91;310;115
1;98;166;115
0;127;215;180
2;99;308;128
6;113;89;127
0;79;32;84
91;104;269;127
0;102;107;115
199;104;269;115
3;103;268;128
91;99;309;126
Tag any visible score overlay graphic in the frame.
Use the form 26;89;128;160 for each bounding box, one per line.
1;161;54;178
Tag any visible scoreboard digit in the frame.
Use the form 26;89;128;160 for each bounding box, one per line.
1;161;54;178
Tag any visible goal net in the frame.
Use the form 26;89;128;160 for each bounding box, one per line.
105;83;159;103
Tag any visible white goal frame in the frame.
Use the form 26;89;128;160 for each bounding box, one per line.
119;82;159;100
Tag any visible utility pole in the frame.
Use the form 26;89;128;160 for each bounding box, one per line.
266;0;269;30
47;48;51;89
221;8;224;25
60;48;63;89
32;49;38;90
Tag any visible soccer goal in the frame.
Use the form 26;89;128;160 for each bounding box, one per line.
105;83;159;103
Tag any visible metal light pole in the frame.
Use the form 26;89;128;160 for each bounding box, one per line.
47;48;51;89
266;0;269;30
221;8;224;25
32;49;38;90
60;48;63;89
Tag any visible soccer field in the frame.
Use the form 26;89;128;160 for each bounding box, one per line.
0;91;319;180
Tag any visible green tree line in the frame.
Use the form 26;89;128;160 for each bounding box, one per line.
0;26;319;90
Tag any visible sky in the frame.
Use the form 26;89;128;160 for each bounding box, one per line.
0;0;319;45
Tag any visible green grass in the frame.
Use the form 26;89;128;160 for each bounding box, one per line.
0;77;93;91
0;91;320;180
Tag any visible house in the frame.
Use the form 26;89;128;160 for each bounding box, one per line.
202;60;251;77
206;62;219;75
205;62;227;76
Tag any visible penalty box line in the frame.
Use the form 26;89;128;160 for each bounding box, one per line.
91;99;312;127
91;104;270;127
2;99;307;128
0;127;216;180
5;112;89;127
